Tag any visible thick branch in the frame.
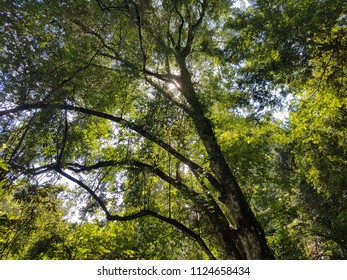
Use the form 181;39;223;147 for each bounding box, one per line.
0;103;223;192
52;165;110;215
182;0;207;57
174;4;185;50
67;159;211;211
52;164;216;259
95;0;129;12
135;209;216;260
65;159;242;258
7;113;36;163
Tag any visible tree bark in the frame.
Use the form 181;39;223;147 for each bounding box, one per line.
177;57;274;259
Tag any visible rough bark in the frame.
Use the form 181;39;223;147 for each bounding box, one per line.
177;57;274;259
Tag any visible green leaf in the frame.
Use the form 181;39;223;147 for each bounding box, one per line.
39;41;48;48
0;160;8;171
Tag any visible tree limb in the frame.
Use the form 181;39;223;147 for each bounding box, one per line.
56;109;69;165
129;0;147;72
71;15;177;84
66;159;211;211
95;0;129;12
182;0;207;57
51;164;216;259
0;103;223;193
65;159;238;253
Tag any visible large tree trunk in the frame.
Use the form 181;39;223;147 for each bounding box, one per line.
178;58;274;259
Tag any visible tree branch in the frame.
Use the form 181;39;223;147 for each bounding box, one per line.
0;103;223;193
7;113;37;163
182;0;207;57
56;109;69;165
65;159;238;252
129;0;147;72
174;4;185;50
67;159;211;211
71;14;177;84
51;164;216;259
95;0;129;12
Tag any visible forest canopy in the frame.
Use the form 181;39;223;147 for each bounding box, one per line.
0;0;346;259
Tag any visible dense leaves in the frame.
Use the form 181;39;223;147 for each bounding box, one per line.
0;0;346;259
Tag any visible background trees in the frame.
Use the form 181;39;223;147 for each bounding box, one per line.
231;0;347;259
0;0;346;259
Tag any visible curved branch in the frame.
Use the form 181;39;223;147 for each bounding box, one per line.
52;164;216;259
0;103;223;193
67;159;211;212
66;159;239;253
135;209;216;260
95;0;129;12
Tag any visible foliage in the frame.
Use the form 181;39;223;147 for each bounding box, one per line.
288;18;347;258
232;0;347;259
0;0;346;259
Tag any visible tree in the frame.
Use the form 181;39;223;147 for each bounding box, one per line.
0;176;204;259
288;19;347;258
1;0;345;260
0;0;275;259
232;0;346;259
0;177;70;259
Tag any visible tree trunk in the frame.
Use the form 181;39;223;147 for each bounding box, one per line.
178;58;274;259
